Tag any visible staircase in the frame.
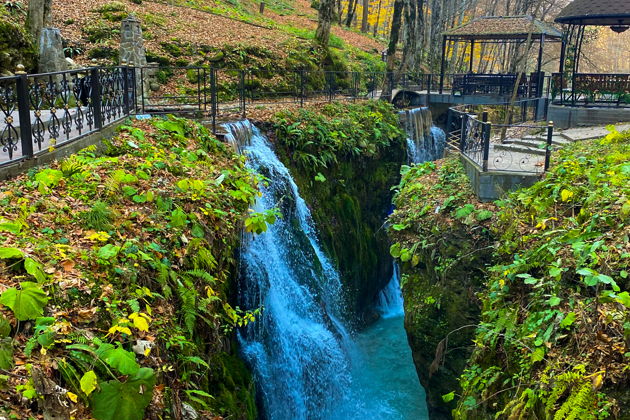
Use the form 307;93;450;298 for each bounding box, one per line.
494;132;574;156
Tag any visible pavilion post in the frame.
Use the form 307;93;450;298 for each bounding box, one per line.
536;33;545;97
439;35;447;94
558;35;566;102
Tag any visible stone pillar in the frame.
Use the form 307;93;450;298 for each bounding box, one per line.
119;15;151;105
38;28;68;74
119;15;147;67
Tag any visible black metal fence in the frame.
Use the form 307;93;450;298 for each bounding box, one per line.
446;99;553;174
0;64;556;168
0;66;135;166
551;72;630;107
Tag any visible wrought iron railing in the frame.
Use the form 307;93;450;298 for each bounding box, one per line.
551;72;630;107
446;99;553;174
0;64;555;167
0;66;134;166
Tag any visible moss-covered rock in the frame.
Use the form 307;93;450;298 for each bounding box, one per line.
387;157;496;418
0;10;37;73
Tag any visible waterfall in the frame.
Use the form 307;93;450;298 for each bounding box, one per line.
226;121;353;419
376;264;404;319
400;107;446;164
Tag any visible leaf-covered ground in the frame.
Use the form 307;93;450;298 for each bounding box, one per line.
0;117;260;419
48;0;384;70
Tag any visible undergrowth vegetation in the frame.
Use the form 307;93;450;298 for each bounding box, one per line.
0;117;261;419
386;157;496;416
455;128;630;419
389;127;630;418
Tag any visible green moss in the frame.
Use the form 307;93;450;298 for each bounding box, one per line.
96;1;127;12
83;22;116;43
0;12;37;73
87;46;119;61
208;352;257;419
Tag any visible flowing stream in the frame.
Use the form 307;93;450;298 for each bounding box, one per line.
225;120;428;420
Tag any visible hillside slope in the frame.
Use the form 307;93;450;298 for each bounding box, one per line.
49;0;384;71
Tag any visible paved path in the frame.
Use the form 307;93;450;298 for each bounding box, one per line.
560;123;630;141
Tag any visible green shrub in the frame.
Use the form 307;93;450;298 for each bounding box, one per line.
96;1;127;12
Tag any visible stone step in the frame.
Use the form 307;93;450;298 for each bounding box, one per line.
494;143;547;156
522;132;572;142
503;138;563;149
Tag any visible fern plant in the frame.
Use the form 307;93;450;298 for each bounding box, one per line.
81;201;114;231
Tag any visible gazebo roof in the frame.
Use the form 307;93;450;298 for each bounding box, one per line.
555;0;630;26
443;16;563;41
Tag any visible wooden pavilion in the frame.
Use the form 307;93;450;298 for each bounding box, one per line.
438;16;563;97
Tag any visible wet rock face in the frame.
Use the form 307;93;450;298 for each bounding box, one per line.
38;28;68;74
273;133;407;326
400;228;492;419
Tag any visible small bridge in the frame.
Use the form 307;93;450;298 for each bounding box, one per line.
389;72;549;120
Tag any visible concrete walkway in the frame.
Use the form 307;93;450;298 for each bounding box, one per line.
560;123;630;141
490;122;630;173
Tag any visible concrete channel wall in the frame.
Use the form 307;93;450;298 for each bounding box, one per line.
460;154;543;202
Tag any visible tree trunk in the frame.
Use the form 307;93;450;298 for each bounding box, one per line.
345;0;358;27
361;0;370;32
26;0;53;47
372;0;383;36
381;0;403;98
316;0;335;46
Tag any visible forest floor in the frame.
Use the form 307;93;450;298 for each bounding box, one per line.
50;0;385;67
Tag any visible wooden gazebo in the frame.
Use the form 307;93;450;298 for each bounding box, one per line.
554;0;630;107
438;16;563;96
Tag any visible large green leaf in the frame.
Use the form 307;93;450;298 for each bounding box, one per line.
0;282;49;321
100;346;139;375
154;119;186;136
0;338;13;369
91;368;156;420
24;258;46;283
0;247;24;259
0;220;21;234
97;244;121;260
80;370;98;396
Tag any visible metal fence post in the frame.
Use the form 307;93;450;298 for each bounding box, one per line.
122;65;130;115
460;113;468;153
90;67;103;130
211;68;217;134
445;109;453;140
15;65;33;158
240;70;246;117
202;67;207;113
482;122;491;172
299;69;305;107
544;121;554;171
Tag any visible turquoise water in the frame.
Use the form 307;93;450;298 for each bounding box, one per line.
345;315;429;420
229;121;428;419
